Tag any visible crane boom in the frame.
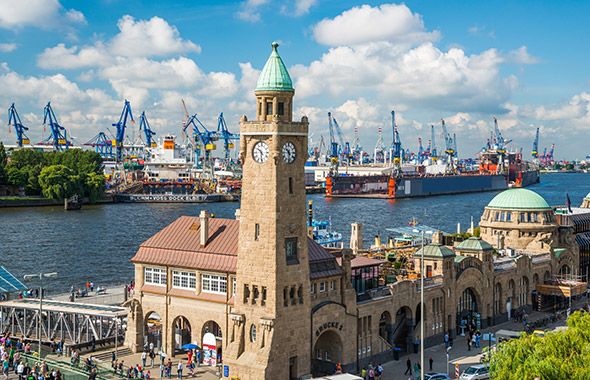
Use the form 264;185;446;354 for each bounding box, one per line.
41;102;69;151
430;125;437;160
216;112;240;169
112;100;135;161
7;103;30;147
531;127;539;159
139;111;156;147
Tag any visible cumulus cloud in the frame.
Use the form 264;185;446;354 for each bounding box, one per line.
235;0;269;22
38;43;109;69
281;0;318;17
313;3;439;46
0;0;85;30
507;46;540;64
0;43;16;52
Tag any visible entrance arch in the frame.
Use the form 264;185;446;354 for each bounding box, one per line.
172;316;191;353
312;330;343;376
201;321;222;364
144;311;162;351
393;306;413;352
456;288;478;333
559;264;571;276
379;311;392;343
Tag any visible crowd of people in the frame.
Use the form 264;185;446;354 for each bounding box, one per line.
359;362;384;380
0;334;63;380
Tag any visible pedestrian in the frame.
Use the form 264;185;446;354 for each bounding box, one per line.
150;351;155;368
368;367;374;380
429;357;433;371
142;351;147;367
376;363;383;380
177;361;182;379
159;363;165;379
118;360;124;376
17;360;25;380
467;336;471;351
413;360;420;380
146;370;151;380
166;359;172;378
195;351;200;367
404;357;412;376
444;332;449;348
88;368;97;380
361;367;366;379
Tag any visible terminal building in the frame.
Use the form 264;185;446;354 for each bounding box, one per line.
124;43;584;379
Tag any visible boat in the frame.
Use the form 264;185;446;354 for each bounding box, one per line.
307;201;343;249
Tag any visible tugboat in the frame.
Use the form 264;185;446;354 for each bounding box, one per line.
307;201;343;249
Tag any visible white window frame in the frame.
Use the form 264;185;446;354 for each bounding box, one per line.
330;280;335;291
319;282;326;293
311;283;316;294
172;270;196;290
201;274;227;295
145;267;167;286
232;277;236;296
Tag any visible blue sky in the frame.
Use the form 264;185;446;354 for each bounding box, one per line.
1;0;589;160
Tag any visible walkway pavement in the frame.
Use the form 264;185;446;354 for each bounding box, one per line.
378;303;581;380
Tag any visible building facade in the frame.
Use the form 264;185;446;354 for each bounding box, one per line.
124;43;582;379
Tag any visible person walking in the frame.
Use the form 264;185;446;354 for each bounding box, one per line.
88;368;97;380
166;359;172;378
404;357;412;376
142;351;147;367
429;357;433;371
177;361;183;379
159;362;165;380
444;332;449;348
150;351;155;368
413;360;420;380
467;336;471;351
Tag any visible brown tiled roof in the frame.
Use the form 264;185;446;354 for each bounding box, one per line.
131;216;343;278
336;256;383;268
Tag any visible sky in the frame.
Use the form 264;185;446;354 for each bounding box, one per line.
0;0;589;160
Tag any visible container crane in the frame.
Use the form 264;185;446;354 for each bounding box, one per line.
441;119;455;173
41;102;69;151
216;112;240;169
351;126;362;164
138;111;156;148
84;132;113;158
112;100;135;161
430;125;437;162
327;112;340;176
531;127;540;160
7;103;30;147
546;143;555;165
417;138;425;162
374;126;387;164
329;113;351;162
183;113;217;179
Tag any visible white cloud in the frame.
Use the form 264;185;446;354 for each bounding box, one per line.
110;16;200;58
235;0;269;22
0;43;16;52
313;3;439;46
281;0;318;17
38;43;108;69
0;0;85;30
508;46;540;64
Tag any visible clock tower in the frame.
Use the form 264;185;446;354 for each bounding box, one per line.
224;42;311;379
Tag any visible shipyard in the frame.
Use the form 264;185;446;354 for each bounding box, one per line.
2;1;590;380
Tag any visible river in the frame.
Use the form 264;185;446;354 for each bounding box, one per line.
1;173;588;292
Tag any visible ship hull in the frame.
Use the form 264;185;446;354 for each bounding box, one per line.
325;172;533;199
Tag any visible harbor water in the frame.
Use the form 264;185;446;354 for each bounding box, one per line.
1;173;588;292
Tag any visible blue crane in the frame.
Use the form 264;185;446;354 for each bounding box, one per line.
138;111;156;147
441;119;456;173
84;132;113;158
328;113;351;161
430;125;437;161
112;100;135;161
7;103;30;147
327;112;340;176
41;102;69;151
391;111;403;163
531;127;539;159
417;138;425;161
492;117;512;153
216;113;240;169
183;113;217;177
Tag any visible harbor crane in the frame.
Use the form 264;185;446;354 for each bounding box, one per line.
327;112;340;176
83;132;113;158
441;119;456;173
492;117;511;174
374;126;387;164
430;125;438;162
328;113;351;163
41;102;69;151
183;113;217;179
531;127;540;160
390;111;403;174
351;126;363;164
138;111;156;147
7;103;30;147
112;100;135;161
216;112;240;169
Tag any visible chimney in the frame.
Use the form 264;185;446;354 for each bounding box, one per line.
200;210;209;248
350;223;363;253
341;248;353;289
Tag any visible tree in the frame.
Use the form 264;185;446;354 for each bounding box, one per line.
7;166;27;187
38;165;79;200
0;142;7;184
83;172;105;204
490;311;590;380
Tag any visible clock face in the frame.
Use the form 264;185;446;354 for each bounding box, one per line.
252;141;269;163
282;142;296;164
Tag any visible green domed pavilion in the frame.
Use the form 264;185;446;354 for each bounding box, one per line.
486;188;551;210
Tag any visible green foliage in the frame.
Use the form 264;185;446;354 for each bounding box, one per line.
450;232;473;239
473;227;480;237
0;142;7;184
490;311;590;380
5;149;104;199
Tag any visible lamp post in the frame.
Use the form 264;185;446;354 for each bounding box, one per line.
446;346;452;376
420;229;424;380
23;272;58;360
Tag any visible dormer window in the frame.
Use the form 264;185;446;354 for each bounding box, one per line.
266;102;272;116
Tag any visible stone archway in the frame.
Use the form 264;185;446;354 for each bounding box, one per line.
393;306;413;352
201;320;223;364
144;311;162;351
172;316;191;354
456;288;478;333
312;330;343;376
494;283;502;314
559;264;571;276
379;311;392;343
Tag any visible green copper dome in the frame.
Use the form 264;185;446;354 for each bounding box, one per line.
585;192;590;200
487;188;550;210
415;243;455;258
456;237;494;251
255;42;294;92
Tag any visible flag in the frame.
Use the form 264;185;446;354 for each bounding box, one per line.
567;191;572;213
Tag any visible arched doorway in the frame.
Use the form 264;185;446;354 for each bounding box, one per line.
201;321;222;365
456;288;478;334
144;311;162;351
173;316;191;354
379;311;392;343
393;306;412;352
507;279;516;318
519;276;529;307
559;264;571;276
312;330;343;376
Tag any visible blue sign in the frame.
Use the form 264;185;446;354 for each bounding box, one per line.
223;366;229;377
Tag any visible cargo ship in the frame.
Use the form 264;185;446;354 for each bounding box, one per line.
326;150;539;199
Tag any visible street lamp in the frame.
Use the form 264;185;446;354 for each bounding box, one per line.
23;272;58;359
446;346;452;376
420;229;424;380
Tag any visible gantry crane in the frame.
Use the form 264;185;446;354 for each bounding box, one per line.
138;111;156;148
441;119;456;173
41;102;69;151
183;113;217;179
531;127;540;160
112;100;135;161
430;125;437;162
84;132;113;158
327;112;340;176
390;111;403;172
216;112;240;169
7;103;30;147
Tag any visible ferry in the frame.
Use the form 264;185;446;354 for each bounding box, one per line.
307;201;343;249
